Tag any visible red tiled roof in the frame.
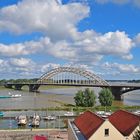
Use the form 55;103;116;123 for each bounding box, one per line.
74;111;105;139
33;135;47;140
109;110;140;136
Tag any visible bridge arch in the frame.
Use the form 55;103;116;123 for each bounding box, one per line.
37;67;110;86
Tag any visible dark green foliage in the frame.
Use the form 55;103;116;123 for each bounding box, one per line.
98;88;114;106
74;88;96;107
74;90;85;107
133;125;140;140
0;78;38;85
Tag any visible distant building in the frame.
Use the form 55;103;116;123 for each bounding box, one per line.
68;110;140;140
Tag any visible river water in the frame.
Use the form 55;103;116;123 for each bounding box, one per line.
0;87;140;129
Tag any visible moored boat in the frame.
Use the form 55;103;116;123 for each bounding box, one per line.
29;114;41;127
9;92;21;98
0;112;4;117
64;111;74;116
43;115;57;121
16;115;27;126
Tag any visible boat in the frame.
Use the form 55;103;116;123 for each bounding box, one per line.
0;92;22;99
11;94;21;98
29;114;41;127
64;111;74;116
43;115;57;121
16;115;27;126
0;95;11;98
104;112;112;116
0;112;4;117
9;92;21;98
96;111;105;115
133;110;140;115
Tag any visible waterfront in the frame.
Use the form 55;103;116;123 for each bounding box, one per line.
0;87;140;130
0;110;74;130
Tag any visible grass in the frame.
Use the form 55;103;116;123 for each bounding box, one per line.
112;100;124;107
0;86;13;90
1;104;140;113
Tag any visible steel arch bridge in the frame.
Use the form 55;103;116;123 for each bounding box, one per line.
4;67;140;100
37;67;110;86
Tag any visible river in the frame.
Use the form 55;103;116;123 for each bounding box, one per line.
0;87;140;109
0;87;140;129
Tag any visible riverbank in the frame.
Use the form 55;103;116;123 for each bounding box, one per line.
0;129;68;140
0;86;140;112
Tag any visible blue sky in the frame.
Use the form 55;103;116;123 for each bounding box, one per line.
0;0;140;80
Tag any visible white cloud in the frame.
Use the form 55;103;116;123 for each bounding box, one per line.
47;40;77;60
41;63;60;73
0;30;134;62
134;33;140;45
0;0;135;63
75;30;134;60
9;58;34;67
0;0;139;79
0;0;89;41
103;62;140;73
0;58;38;77
0;37;50;56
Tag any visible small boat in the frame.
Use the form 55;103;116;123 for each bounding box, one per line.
11;94;21;98
9;92;21;98
43;115;57;121
96;111;105;115
104;112;112;116
0;112;4;117
16;115;27;126
0;95;11;98
29;118;40;127
64;111;74;116
133;110;140;115
29;114;41;127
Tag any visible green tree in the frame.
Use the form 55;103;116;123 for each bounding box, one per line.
74;88;96;107
74;90;85;107
84;88;96;107
98;88;114;106
133;125;140;140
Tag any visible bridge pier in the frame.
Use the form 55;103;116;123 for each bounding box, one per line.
29;84;40;92
14;85;23;90
110;87;123;100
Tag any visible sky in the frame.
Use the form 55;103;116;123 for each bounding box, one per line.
0;0;140;80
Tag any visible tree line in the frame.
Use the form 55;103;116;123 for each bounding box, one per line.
0;78;38;85
74;88;114;107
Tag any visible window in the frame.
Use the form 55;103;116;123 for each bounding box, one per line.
105;129;109;136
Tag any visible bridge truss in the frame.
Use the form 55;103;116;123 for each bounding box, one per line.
37;67;110;86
